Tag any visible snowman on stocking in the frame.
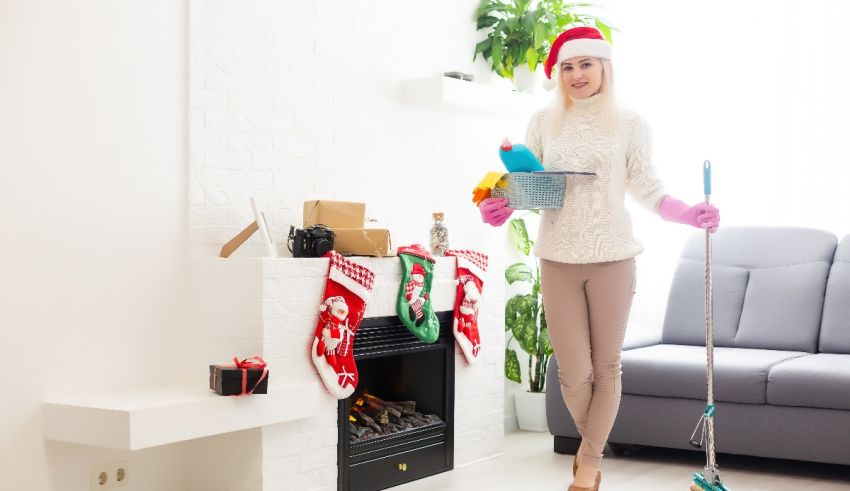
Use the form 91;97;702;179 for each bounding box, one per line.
317;296;353;357
404;263;429;327
311;251;374;399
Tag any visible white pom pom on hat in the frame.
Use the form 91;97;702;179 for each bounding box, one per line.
542;26;612;91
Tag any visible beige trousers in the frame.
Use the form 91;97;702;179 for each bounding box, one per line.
540;257;636;468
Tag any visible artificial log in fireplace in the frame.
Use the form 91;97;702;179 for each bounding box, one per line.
338;312;454;491
349;393;443;443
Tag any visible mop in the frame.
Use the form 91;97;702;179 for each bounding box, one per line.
688;161;731;491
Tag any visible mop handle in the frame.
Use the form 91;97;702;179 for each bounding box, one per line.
704;159;717;471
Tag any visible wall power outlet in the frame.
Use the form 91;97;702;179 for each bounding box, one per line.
89;460;128;490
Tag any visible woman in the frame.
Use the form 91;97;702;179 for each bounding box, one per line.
480;26;720;491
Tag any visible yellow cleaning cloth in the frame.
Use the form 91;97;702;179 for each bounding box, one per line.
472;171;507;205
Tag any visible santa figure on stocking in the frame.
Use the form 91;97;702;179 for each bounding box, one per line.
404;262;429;327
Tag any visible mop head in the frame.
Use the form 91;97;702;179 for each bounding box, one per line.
690;472;730;491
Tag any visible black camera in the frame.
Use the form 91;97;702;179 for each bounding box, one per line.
288;224;335;258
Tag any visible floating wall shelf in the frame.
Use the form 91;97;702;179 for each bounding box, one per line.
400;75;547;116
43;382;320;450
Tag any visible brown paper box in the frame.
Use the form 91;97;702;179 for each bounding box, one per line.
332;228;393;257
303;200;366;228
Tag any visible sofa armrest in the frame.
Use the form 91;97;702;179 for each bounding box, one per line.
622;328;663;351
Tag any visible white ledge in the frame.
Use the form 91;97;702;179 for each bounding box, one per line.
43;382;320;450
400;75;547;116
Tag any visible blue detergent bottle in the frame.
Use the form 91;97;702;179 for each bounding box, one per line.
499;138;544;172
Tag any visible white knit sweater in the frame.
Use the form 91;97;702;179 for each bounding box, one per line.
525;95;667;264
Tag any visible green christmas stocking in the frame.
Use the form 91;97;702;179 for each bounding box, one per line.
396;244;440;343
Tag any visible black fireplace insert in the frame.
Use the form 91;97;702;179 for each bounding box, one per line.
337;311;455;490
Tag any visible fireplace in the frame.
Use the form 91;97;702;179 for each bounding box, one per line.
337;311;455;490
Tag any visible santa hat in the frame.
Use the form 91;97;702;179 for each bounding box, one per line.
411;263;426;278
543;26;612;91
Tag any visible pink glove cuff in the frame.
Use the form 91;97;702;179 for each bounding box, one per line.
658;195;720;232
657;195;690;224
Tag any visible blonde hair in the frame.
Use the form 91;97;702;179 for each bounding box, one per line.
546;58;621;136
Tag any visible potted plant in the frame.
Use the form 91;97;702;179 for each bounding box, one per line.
504;213;553;431
473;0;615;92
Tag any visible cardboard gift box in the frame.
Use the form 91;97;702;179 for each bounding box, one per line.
209;357;269;396
333;228;393;257
303;200;366;228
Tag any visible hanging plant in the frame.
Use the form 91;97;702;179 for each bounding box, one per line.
473;0;615;80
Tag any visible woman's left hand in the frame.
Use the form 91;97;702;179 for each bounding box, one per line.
681;202;720;233
658;195;720;233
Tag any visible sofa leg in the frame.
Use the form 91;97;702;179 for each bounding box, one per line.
607;441;645;457
553;436;581;455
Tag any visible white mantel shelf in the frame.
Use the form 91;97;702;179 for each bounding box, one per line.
43;382;320;450
400;75;547;116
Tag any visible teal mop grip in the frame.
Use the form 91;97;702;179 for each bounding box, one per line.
703;160;712;197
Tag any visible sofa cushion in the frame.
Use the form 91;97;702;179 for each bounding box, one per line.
621;344;808;404
661;262;748;347
767;354;850;410
819;236;850;354
662;227;836;353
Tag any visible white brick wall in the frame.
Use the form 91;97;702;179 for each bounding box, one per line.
189;1;521;488
188;0;528;257
191;256;504;490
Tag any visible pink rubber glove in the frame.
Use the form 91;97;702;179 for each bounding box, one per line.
658;195;720;233
479;197;514;227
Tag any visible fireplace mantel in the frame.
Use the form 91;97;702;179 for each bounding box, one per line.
184;254;504;490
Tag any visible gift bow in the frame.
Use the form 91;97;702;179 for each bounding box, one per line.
214;356;268;396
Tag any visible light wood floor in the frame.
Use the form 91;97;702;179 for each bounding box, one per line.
391;431;850;490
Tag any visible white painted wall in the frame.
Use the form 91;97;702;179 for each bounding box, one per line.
0;1;192;490
594;0;850;341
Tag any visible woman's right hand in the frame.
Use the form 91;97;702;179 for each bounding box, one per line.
479;197;513;227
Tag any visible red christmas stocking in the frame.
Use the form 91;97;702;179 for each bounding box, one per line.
445;249;488;364
311;250;375;399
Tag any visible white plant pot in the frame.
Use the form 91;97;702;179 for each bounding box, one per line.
512;65;544;93
514;390;548;432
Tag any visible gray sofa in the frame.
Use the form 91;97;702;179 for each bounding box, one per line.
546;227;850;466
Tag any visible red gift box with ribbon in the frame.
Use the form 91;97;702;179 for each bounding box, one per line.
209;356;269;396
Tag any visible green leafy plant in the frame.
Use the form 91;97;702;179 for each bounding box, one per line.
504;214;553;392
473;0;615;80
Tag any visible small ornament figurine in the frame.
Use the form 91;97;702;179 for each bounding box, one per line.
430;212;449;256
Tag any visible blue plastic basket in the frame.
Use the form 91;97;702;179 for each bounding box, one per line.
491;172;566;209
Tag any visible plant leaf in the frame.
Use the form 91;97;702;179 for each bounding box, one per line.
491;35;503;73
520;10;535;32
508;218;532;255
473;38;493;61
533;22;547;49
506;294;538;354
505;262;533;284
477;14;500;30
505;348;522;383
526;47;538;70
538;307;554;355
594;18;612;44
